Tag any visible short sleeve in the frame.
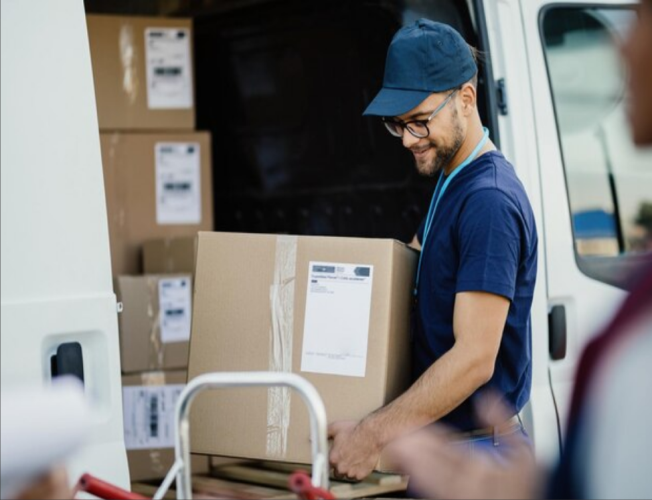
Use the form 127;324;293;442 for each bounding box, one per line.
455;189;522;300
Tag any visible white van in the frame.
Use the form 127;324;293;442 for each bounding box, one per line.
1;0;650;488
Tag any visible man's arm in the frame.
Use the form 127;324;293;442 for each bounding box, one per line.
328;291;509;480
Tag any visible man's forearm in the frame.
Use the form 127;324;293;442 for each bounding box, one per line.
360;341;494;448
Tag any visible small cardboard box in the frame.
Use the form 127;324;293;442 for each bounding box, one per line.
121;370;209;481
115;275;193;373
101;132;213;276
187;232;417;470
87;15;195;131
143;236;197;275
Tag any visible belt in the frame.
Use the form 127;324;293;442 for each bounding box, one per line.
451;415;521;442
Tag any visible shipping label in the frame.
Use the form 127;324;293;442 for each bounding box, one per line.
145;27;193;109
155;142;201;224
122;384;184;450
301;261;373;377
158;277;192;344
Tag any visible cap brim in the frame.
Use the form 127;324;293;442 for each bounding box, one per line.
362;87;432;117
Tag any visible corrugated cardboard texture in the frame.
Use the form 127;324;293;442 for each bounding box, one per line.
101;132;213;276
115;275;192;373
121;370;209;481
87;15;195;131
143;236;197;275
187;232;417;470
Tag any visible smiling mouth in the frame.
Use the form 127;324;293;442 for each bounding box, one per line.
412;147;431;158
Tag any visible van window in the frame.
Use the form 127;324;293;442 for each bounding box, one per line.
541;6;652;287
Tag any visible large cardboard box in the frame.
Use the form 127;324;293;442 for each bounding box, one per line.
187;232;417;470
143;236;197;275
115;275;193;373
101;132;213;276
87;15;195;131
121;370;209;481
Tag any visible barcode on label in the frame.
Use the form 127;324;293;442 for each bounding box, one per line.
149;394;159;438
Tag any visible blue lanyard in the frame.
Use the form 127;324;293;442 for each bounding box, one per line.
414;127;490;297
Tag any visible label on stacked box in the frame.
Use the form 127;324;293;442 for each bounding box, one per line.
145;27;193;109
158;277;192;343
155;142;201;224
122;384;184;450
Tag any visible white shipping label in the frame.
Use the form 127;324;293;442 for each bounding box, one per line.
122;384;184;450
301;262;374;377
158;277;192;343
145;27;193;109
155;142;201;225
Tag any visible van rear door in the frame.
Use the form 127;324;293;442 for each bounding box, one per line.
479;0;652;463
481;0;652;460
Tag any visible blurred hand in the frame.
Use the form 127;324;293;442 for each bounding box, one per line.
387;395;541;499
15;466;72;500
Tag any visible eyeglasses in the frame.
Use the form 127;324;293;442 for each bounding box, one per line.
382;89;458;139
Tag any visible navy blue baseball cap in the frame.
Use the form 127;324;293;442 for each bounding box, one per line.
363;19;477;117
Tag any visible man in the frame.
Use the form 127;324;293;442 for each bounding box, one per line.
328;19;538;480
390;2;652;498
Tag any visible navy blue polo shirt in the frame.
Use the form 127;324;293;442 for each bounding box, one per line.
414;150;538;431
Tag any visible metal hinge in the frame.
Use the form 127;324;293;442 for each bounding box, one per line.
496;78;508;116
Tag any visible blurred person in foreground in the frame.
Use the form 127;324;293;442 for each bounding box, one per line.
389;2;652;498
1;378;89;500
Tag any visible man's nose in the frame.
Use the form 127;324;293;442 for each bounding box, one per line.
402;128;420;149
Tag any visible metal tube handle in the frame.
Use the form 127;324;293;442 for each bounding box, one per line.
174;371;330;500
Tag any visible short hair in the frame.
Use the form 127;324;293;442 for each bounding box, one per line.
467;45;480;89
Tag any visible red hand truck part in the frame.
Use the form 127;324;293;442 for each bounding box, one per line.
288;470;336;500
76;473;148;499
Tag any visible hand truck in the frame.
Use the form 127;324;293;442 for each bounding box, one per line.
77;371;333;500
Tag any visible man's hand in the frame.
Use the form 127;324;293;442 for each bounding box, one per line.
328;419;382;481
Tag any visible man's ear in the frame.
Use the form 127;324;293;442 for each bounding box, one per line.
460;83;477;115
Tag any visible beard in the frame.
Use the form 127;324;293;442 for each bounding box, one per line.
414;109;465;177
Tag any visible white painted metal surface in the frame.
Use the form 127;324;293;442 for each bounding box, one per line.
1;0;129;490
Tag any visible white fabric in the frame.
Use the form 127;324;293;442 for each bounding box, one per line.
585;310;652;499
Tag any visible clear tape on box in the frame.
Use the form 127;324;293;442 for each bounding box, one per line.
266;235;298;459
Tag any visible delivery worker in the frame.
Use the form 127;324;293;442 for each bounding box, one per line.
389;3;652;498
328;19;538;480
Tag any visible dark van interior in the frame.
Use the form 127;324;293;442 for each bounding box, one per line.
86;0;496;242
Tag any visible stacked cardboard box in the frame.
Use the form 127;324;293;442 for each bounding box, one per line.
122;370;209;480
87;14;215;482
143;236;197;275
187;232;418;471
87;14;213;276
100;133;212;276
114;274;193;373
87;15;195;131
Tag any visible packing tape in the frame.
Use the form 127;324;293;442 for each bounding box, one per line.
141;371;166;386
146;277;165;371
119;23;139;105
266;235;298;458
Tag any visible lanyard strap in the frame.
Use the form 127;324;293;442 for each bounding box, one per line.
414;127;490;296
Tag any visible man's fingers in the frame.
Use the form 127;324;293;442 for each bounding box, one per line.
327;421;340;439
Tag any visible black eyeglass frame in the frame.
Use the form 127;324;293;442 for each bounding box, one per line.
382;89;459;139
